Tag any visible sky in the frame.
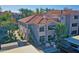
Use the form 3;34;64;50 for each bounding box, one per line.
1;5;79;13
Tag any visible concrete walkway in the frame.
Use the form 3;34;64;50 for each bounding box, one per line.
2;45;42;53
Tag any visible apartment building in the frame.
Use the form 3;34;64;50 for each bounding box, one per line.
18;9;79;47
18;14;59;47
48;8;79;36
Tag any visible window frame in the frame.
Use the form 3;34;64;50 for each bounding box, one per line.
48;25;55;30
48;35;55;42
71;30;77;35
72;23;77;27
74;15;79;19
39;36;45;44
39;26;44;32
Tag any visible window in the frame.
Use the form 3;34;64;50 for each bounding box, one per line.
72;23;77;27
74;15;78;19
48;25;55;30
48;35;54;41
40;36;45;43
40;36;45;40
39;26;44;32
48;35;52;40
71;30;77;35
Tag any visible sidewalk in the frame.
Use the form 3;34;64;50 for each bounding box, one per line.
2;45;42;53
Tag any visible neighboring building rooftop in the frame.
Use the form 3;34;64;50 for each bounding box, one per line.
18;14;59;24
48;9;79;15
19;9;79;24
65;36;79;45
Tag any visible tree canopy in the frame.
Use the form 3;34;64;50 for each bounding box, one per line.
19;8;53;18
0;11;18;44
55;23;67;38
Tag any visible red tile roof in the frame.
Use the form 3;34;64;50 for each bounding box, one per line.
19;9;79;24
19;15;35;23
48;10;79;15
19;14;59;24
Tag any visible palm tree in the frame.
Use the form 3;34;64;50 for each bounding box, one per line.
19;8;33;18
35;8;40;14
45;8;51;12
35;8;46;14
55;23;67;49
0;6;2;12
40;8;45;14
45;8;49;12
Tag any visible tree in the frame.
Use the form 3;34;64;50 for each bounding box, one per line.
45;8;49;12
55;23;67;49
0;6;2;12
0;11;18;44
19;8;33;18
35;8;46;14
40;8;45;14
45;8;51;12
35;8;40;14
6;23;18;43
